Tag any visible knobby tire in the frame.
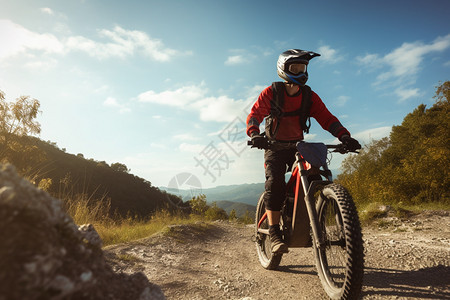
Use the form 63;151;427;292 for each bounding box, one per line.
314;183;364;300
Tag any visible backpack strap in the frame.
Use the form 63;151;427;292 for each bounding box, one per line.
270;82;285;118
299;85;312;133
265;82;286;140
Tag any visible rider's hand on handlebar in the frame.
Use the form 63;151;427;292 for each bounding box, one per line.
250;132;268;149
339;135;361;152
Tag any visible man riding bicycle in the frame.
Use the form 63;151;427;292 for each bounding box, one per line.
246;49;361;254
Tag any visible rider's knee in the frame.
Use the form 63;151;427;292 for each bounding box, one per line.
264;199;283;211
264;177;285;211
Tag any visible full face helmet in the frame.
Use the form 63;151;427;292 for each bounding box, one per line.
277;49;321;85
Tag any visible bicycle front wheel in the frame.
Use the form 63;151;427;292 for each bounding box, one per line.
314;183;364;300
255;192;283;270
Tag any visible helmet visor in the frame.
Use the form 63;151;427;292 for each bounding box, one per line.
287;63;307;75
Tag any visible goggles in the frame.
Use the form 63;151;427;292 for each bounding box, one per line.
287;63;307;75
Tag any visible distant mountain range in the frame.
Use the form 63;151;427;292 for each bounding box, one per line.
160;183;265;217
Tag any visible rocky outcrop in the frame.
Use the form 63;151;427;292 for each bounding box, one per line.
0;164;165;300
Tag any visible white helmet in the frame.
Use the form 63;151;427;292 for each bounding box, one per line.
277;49;320;85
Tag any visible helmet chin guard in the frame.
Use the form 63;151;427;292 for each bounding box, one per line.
287;73;308;86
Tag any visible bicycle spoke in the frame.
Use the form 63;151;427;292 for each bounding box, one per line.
320;199;347;287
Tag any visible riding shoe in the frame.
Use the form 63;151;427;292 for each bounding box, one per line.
269;225;289;254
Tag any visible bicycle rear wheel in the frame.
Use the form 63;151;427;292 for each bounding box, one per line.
255;192;283;270
314;183;364;300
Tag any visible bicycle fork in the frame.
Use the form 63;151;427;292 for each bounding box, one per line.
297;158;331;250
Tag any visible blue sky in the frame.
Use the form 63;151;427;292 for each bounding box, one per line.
1;0;449;189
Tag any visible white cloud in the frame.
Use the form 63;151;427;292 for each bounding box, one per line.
39;7;68;21
357;34;450;101
193;96;246;122
137;83;207;107
383;35;450;79
317;45;343;64
352;126;392;144
224;49;259;66
0;19;64;59
223;47;276;66
40;8;54;15
137;82;248;123
66;26;185;61
335;95;350;107
103;96;131;113
359;34;450;78
356;53;382;67
0;20;188;62
395;87;421;102
225;55;246;65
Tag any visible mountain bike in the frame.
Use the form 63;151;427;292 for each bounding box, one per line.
248;138;364;300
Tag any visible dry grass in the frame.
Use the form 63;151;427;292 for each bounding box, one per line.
62;197;201;247
358;201;450;225
96;210;197;246
63;194;113;226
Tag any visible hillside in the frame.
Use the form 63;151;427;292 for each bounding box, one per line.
4;136;186;218
215;200;256;218
201;183;264;206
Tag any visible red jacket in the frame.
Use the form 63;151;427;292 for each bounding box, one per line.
246;85;350;141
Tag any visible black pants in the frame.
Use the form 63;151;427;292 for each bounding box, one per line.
263;145;297;211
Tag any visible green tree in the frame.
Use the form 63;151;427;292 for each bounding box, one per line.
229;209;237;221
339;138;391;204
338;81;450;205
0;90;41;148
111;162;130;173
205;202;228;221
383;82;449;203
434;81;450;104
189;194;208;216
239;210;254;224
0;90;44;174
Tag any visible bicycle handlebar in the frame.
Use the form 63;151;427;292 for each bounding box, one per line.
247;139;359;154
326;143;360;154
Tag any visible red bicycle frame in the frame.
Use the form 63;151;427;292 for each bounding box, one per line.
257;152;327;248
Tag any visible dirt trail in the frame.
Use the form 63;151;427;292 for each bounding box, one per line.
105;211;450;299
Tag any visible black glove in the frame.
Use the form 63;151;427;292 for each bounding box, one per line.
251;132;268;149
340;135;361;151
